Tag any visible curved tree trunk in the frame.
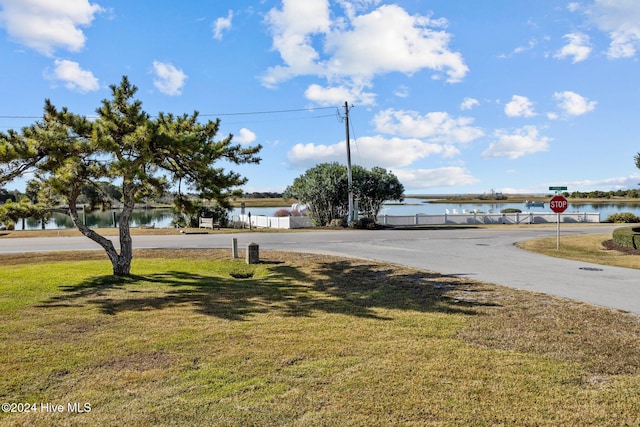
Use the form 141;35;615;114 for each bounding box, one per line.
68;189;132;276
115;184;135;276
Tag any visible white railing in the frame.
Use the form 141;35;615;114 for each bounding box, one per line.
377;212;600;226
234;214;313;229
232;212;600;229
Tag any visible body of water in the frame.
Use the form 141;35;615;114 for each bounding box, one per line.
10;199;640;230
14;208;175;230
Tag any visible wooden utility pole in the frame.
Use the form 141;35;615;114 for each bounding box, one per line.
344;101;354;223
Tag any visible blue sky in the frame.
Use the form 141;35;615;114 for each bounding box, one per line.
1;0;640;195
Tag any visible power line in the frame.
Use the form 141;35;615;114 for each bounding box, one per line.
0;106;338;121
222;112;338;126
199;106;337;117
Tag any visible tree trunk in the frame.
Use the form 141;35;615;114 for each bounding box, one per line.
115;186;135;276
68;190;132;276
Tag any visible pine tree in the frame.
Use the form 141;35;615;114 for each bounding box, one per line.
0;76;261;275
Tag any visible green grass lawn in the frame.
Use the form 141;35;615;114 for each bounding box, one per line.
1;249;640;426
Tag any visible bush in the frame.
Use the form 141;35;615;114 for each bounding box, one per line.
274;209;290;217
348;217;377;229
329;218;346;227
201;205;231;228
274;209;304;217
173;203;230;228
501;208;522;214
603;212;640;223
612;226;640;249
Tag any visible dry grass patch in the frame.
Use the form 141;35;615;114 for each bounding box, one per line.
1;249;640;426
516;233;640;269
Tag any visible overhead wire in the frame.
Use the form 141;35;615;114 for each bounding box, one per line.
199;106;336;117
222;112;337;126
0;106;337;121
0;106;335;131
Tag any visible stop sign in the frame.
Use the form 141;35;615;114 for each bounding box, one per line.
550;195;568;213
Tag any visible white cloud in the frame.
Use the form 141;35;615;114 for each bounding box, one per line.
568;174;640;190
588;0;640;58
554;32;592;63
286;135;446;170
392;167;479;190
323;5;468;83
553;91;597;116
263;1;468;102
373;109;484;144
335;0;382;20
304;83;376;106
262;0;331;87
47;59;99;92
482;126;551;159
504;95;536;118
513;39;538;54
235;128;256;145
394;85;409;98
460;97;479;110
568;3;581;13
0;0;103;56
152;61;187;96
212;10;233;40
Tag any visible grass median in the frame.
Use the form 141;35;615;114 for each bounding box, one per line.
2;247;640;425
516;233;640;270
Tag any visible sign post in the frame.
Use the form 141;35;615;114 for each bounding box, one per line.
550;194;568;249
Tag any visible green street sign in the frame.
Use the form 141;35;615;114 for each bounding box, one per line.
549;186;567;191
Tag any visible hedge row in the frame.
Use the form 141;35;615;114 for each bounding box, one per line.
612;226;640;250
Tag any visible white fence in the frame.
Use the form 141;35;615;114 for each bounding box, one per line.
377;212;600;226
234;214;313;229
232;212;600;229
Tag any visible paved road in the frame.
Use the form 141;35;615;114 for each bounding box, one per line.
2;224;640;314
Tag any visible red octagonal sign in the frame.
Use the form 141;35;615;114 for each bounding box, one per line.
550;195;568;213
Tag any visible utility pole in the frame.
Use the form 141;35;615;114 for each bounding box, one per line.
344;101;354;223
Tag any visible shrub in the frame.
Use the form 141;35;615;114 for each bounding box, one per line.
348;217;377;229
612;226;640;249
274;209;290;217
274;209;304;217
501;208;522;214
603;212;640;223
329;218;346;227
199;205;230;228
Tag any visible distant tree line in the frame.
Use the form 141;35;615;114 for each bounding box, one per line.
477;191;507;201
565;189;640;199
242;191;283;199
